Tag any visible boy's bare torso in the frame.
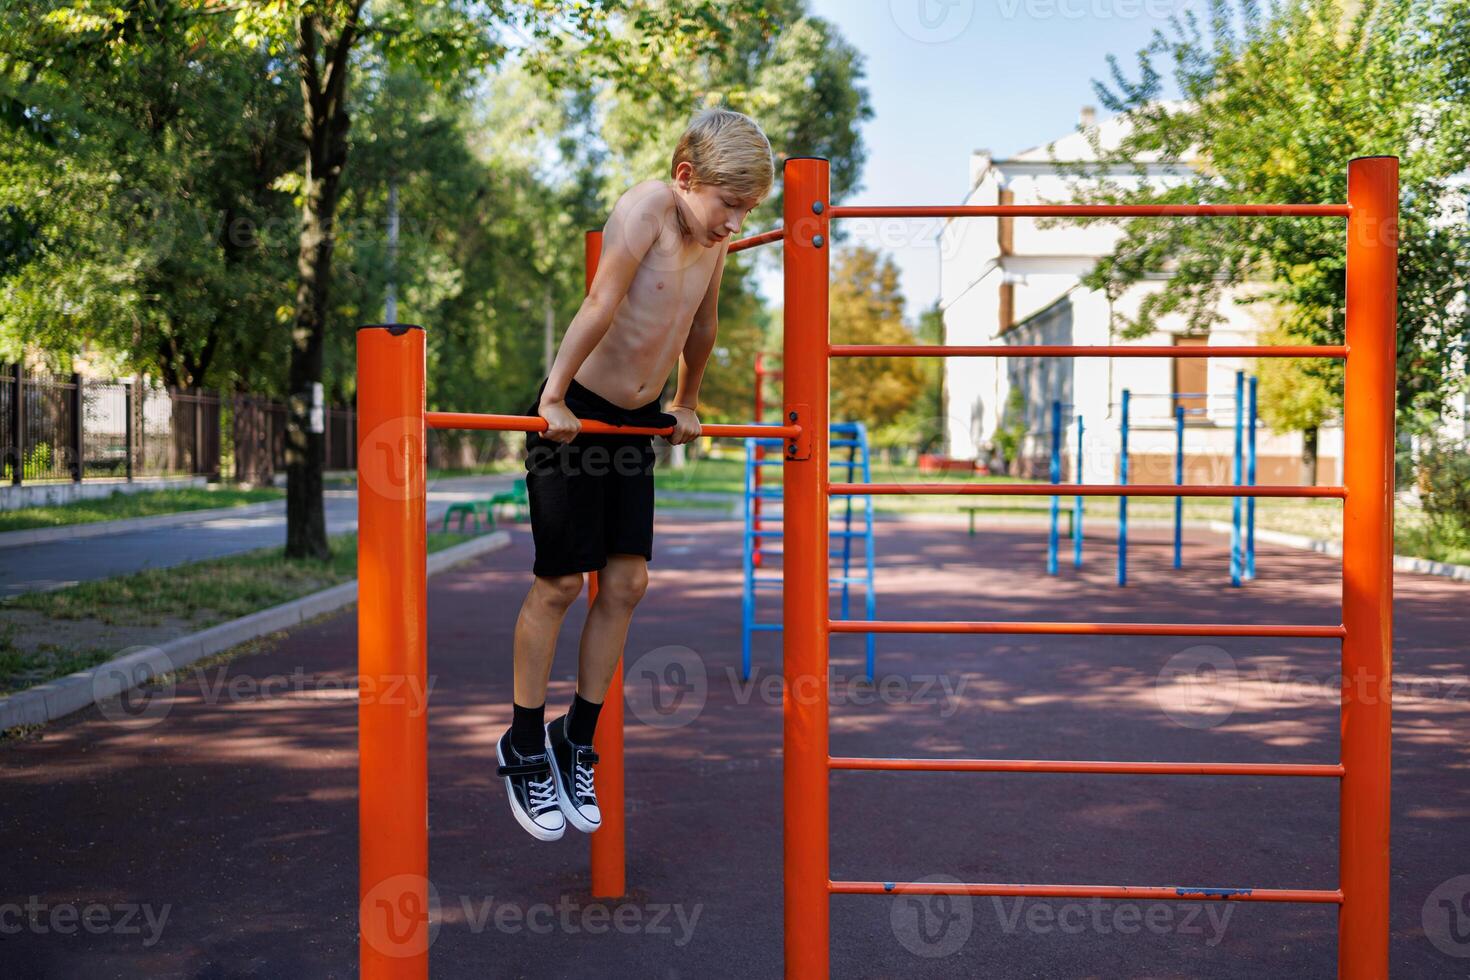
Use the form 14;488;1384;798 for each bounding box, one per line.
575;181;725;409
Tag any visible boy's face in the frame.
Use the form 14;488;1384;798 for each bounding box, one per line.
673;163;762;247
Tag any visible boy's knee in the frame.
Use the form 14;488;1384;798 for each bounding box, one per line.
600;563;648;606
533;572;584;609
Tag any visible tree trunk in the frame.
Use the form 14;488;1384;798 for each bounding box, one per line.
286;11;358;560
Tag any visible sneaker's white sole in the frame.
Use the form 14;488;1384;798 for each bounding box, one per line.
496;739;565;841
546;727;602;834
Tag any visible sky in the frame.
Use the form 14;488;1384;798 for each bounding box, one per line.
754;0;1205;318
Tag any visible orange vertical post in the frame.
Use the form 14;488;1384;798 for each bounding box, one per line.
1339;156;1397;980
357;324;430;979
783;157;831;979
585;229;627;898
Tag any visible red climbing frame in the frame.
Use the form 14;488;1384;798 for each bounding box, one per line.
779;156;1397;979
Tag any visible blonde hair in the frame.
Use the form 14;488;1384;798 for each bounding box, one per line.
671;108;774;203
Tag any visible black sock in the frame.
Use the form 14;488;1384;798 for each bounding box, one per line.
511;701;546;758
565;692;602;746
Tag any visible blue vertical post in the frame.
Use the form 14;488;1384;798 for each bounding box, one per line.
859;424;876;681
1173;405;1184;569
1118;389;1129;587
1073;414;1084;568
1246;375;1258;581
1047;399;1060;575
741;437;756;679
1231;370;1244;588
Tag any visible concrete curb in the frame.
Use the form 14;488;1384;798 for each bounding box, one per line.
0;499;285;550
0;530;511;733
1206;521;1470;584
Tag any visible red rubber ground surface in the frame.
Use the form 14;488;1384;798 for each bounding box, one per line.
2;516;1466;978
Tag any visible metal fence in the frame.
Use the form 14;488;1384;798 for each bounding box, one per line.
2;365;356;487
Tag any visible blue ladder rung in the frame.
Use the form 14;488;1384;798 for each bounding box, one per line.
829;439;861;448
751;623;783;632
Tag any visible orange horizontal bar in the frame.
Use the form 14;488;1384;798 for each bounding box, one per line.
729;227;783;253
425;411;798;439
828;344;1347;359
829;204;1350;219
830;881;1344;904
829;482;1346;499
828;757;1344;777
827;620;1346;639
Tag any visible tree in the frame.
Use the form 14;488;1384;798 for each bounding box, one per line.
1070;0;1470;437
828;247;927;429
208;0;789;558
0;1;300;389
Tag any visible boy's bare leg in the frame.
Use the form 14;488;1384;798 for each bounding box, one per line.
576;553;650;702
513;572;585;708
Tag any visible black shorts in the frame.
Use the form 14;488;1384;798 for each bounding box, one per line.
523;377;678;578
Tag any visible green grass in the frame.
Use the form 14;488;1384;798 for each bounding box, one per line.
0;485;283;533
3;531;467;627
0;530;472;696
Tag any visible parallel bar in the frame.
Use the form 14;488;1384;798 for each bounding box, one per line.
782;156;831;980
830;881;1344;904
828;757;1345;777
829;204;1351;219
426;411;798;440
356;324;430;978
730;227;783;252
585;229;625;901
828;344;1346;359
1338;155;1397;980
830;482;1345;499
827;619;1346;639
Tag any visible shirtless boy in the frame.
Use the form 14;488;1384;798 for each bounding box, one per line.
497;108;774;840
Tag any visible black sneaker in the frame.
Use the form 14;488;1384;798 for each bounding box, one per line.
545;715;602;833
496;728;565;841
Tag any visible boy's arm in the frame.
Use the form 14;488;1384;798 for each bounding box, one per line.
670;245;728;414
542;184;664;406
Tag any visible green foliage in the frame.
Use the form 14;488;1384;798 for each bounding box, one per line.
829;247;927;431
993;387;1029;474
1415;435;1470;547
0;0;871;462
1070;0;1470;423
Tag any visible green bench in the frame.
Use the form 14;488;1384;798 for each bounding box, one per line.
441;478;529;533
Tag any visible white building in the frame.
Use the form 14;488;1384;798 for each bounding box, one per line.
939;108;1342;486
